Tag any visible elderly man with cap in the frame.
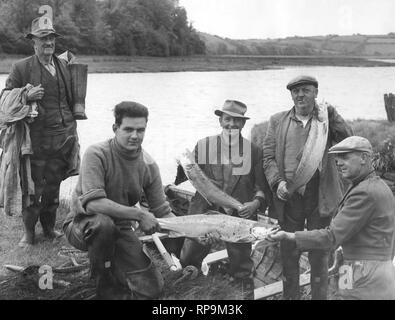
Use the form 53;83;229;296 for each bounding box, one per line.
269;136;395;300
262;75;353;299
174;100;271;299
3;16;80;247
63;101;176;299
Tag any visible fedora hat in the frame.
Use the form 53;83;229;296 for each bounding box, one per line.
25;17;61;39
214;100;250;119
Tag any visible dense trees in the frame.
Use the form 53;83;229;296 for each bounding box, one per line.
0;0;205;56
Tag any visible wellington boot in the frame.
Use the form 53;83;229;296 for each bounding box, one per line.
43;229;63;240
18;232;35;248
96;269;131;300
21;206;39;248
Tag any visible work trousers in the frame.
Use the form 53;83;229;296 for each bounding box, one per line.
280;174;331;300
23;132;76;234
63;213;164;299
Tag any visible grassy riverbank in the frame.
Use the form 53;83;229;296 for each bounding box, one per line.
1;54;394;74
0;118;393;300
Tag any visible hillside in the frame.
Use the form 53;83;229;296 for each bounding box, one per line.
199;32;395;56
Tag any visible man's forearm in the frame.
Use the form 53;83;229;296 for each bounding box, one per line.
86;198;145;221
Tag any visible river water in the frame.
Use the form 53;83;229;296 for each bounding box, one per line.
1;65;395;195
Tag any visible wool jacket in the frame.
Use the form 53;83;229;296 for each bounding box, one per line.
262;104;353;221
295;172;395;261
0;86;35;216
4;54;80;177
176;134;271;216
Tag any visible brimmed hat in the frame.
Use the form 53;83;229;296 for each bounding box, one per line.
287;75;318;90
25;17;61;39
328;136;373;154
214;100;250;119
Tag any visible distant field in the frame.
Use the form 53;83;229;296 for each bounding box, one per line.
0;54;394;74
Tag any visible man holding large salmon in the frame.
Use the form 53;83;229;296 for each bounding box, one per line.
262;75;353;299
175;100;271;299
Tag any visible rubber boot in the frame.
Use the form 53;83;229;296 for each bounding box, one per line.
125;247;164;300
96;267;131;300
19;206;40;248
40;198;62;240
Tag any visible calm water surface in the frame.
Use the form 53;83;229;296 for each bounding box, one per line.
1;66;395;194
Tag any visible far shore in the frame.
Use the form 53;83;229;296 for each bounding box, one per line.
1;54;395;74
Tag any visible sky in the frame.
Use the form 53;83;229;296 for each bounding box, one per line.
178;0;395;39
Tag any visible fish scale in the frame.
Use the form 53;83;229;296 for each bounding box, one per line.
177;149;243;211
158;212;278;244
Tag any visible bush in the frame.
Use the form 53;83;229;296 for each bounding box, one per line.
251;119;395;173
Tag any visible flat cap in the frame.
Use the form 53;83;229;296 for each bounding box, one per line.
328;136;373;154
286;75;318;90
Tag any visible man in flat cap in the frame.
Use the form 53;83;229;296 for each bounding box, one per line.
63;101;176;299
2;16;81;247
269;136;395;300
174;100;271;299
263;75;353;299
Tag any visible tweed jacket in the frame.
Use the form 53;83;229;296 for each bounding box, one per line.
176;134;271;216
262;104;353;221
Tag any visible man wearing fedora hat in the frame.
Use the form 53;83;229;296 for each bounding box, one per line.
174;99;271;299
269;136;395;300
263;75;353;299
3;16;80;247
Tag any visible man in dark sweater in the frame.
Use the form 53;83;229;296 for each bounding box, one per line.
269;136;395;300
63;101;175;299
4;17;80;247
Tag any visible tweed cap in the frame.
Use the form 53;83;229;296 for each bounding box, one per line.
328;136;373;154
214;100;250;119
286;75;318;90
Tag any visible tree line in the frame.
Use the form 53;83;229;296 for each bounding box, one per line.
0;0;206;56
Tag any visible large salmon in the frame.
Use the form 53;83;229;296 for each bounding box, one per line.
177;149;243;212
157;211;279;244
287;102;329;195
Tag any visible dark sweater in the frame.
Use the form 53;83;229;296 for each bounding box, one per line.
64;138;171;224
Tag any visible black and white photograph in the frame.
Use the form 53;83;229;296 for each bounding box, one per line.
0;0;395;304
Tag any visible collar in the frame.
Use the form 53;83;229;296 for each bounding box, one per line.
290;104;318;122
36;54;54;67
351;170;376;186
111;138;142;160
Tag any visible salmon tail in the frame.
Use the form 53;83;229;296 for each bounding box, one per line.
183;148;196;164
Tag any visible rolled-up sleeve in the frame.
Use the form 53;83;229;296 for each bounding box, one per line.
78;146;107;209
144;162;172;218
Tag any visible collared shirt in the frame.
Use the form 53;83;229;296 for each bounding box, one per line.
38;56;56;77
283;107;313;181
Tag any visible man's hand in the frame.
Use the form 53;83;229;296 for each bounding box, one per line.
267;230;295;242
139;212;160;235
276;181;289;201
238;199;260;219
27;84;44;101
